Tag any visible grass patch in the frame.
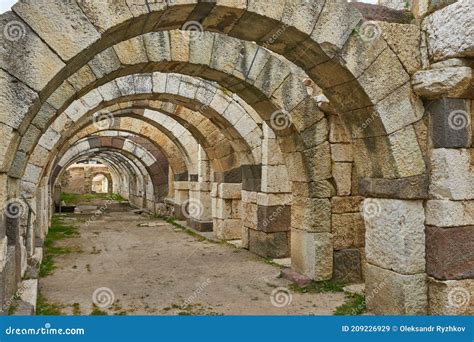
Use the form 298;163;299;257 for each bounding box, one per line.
39;216;80;277
90;305;108;316
36;292;62;315
334;293;366;315
61;193;126;205
289;280;345;294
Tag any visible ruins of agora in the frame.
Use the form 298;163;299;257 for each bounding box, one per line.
0;0;472;316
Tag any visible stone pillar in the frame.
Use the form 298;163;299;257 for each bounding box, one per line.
244;123;292;258
364;199;427;315
212;182;242;240
187;181;213;232
424;98;473;315
173;181;189;220
329;114;365;283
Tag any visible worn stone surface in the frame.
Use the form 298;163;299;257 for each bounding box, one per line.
413;67;473;99
332;213;365;250
426;98;471;148
428;277;474;315
332;249;362;284
366;263;427;315
430;149;474;200
364;199;425;274
423;0;474;62
291;230;332;281
426;225;474;280
426;200;474;227
248;229;290;259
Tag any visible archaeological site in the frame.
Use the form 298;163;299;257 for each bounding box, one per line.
0;0;472;317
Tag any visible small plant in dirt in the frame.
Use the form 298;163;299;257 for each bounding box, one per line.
90;304;108;315
334;293;366;315
36;292;62;315
72;303;81;315
61;193;125;205
289;280;345;294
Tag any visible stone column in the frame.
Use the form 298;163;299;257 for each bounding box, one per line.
212;182;242;240
187;181;212;232
245;124;292;258
424;98;473;315
173;180;189;220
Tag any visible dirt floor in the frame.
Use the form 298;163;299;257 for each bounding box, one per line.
39;198;347;315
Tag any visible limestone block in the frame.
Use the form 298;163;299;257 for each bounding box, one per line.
214;218;242;240
76;0;133;33
379;23;422;75
248;229;289;259
0;70;38;131
366;263;427;315
261;165;291;193
331;144;353;162
291;230;332;280
143;32;171;62
291;198;331;232
13;0;101;61
423;0;474;61
364;199;425;274
114;36;148;65
217;183;241;199
430;149;474;200
413;67;472;98
426;200;474;227
332;249;362;284
428;277;474;315
329;115;350;143
302;142;332;181
331;196;364;214
38;128;60;151
332;213;365;250
0;12;64;92
332;162;352;196
88;47;122;79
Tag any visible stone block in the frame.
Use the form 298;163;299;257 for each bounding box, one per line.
214;218;242;240
430;148;474;200
426;200;474;227
217;183;241;199
331;196;364;214
359;175;428;199
364;199;425;274
332;249;362;284
291;198;331;232
428;277;473;315
332;213;365;250
426;98;471;148
426;225;474;280
365;263;427;315
248;229;289;259
257;205;291;233
333;162;352;196
331;143;353;162
423;0;474;62
413;67;472;99
291;230;332;281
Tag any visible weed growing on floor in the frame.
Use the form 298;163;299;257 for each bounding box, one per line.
36;292;62;315
39;216;80;277
334;293;366;315
72;303;81;315
61;193;126;205
289;280;345;294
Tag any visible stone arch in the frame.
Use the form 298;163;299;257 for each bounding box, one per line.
0;1;431;315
